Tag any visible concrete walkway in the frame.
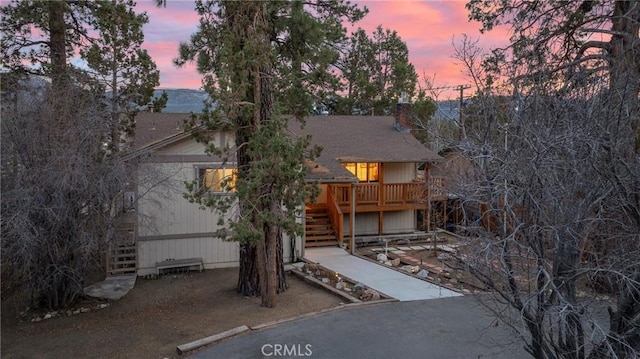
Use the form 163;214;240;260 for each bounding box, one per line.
83;275;137;300
304;247;461;301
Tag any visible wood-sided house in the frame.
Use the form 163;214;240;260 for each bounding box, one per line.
117;104;446;276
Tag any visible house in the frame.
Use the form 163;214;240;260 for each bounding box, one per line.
115;104;446;276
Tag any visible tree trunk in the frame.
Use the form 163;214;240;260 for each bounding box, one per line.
609;1;640;153
276;226;288;293
236;243;259;296
48;0;67;92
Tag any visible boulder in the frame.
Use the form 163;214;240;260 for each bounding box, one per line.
390;258;401;267
360;288;381;301
376;253;388;262
416;269;429;279
400;265;414;273
353;282;366;293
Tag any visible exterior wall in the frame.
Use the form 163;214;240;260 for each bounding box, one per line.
135;135;301;276
382;162;416;183
341;210;417;237
339;162;419;237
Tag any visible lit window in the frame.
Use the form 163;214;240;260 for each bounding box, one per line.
197;166;237;192
342;162;379;182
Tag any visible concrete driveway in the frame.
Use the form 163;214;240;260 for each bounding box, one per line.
188;295;529;359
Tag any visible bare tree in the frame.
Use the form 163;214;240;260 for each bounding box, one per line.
1;75;133;310
445;14;639;356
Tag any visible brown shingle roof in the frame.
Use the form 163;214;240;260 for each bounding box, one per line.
288;116;443;181
131;112;193;150
130;113;443;182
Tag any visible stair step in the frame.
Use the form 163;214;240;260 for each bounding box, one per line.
112;252;135;258
109;267;137;274
305;240;339;247
112;259;136;265
306;223;332;227
306;234;337;241
113;245;136;251
306;229;335;235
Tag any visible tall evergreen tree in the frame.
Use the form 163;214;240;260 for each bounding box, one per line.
338;25;417;115
82;0;161;151
176;0;366;307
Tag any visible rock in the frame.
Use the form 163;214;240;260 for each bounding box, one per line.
72;310;81;315
43;313;52;320
462;289;471;294
66;310;73;316
390;258;401;267
335;281;344;290
32;317;42;323
416;269;429;279
80;307;90;313
360;288;381;301
449;278;458;284
321;277;330;284
437;253;451;261
344;286;352;292
98;303;109;309
303;263;319;273
353;282;366;293
376;253;388;262
411;265;420;273
401;265;414;273
383;261;392;266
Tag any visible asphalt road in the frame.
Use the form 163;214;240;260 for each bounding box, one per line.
189;295;530;359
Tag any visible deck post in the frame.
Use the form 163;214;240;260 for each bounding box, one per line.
350;183;356;254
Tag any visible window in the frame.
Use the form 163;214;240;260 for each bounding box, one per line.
197;166;237;192
342;162;379;182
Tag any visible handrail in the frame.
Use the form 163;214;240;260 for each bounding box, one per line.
332;182;429;207
326;186;344;244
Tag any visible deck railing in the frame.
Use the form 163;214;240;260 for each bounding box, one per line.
427;176;446;199
331;182;435;209
326;185;344;244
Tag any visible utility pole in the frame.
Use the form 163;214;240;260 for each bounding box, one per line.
456;85;471;141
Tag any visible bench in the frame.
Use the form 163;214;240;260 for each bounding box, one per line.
155;257;204;275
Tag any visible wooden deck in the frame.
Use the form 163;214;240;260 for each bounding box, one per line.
305;178;447;248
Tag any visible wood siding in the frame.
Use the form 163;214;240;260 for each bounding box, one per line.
383;162;417;183
341;210;416;237
136;135;302;275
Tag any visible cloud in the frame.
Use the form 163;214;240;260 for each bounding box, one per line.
137;0;512;97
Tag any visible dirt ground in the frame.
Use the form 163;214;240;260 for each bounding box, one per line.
1;268;345;359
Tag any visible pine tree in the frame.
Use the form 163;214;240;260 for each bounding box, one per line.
177;0;365;307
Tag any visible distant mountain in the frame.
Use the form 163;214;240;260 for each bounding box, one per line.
153;88;210;113
151;88;460;118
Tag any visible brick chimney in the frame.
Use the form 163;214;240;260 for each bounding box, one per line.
394;93;411;133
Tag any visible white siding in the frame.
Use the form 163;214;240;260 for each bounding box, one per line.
342;210;417;237
137;237;240;276
135;138;302;275
383;210;416;233
137;162;229;237
156;131;234;156
383;162;416;183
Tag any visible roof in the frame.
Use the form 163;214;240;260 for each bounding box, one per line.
131;112;193;150
288;116;443;181
130;113;443;182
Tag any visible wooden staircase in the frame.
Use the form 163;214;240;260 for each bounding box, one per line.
107;222;137;276
305;207;339;247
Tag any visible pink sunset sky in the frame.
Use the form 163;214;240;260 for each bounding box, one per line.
135;0;511;100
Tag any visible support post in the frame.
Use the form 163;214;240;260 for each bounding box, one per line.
350;183;356;254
